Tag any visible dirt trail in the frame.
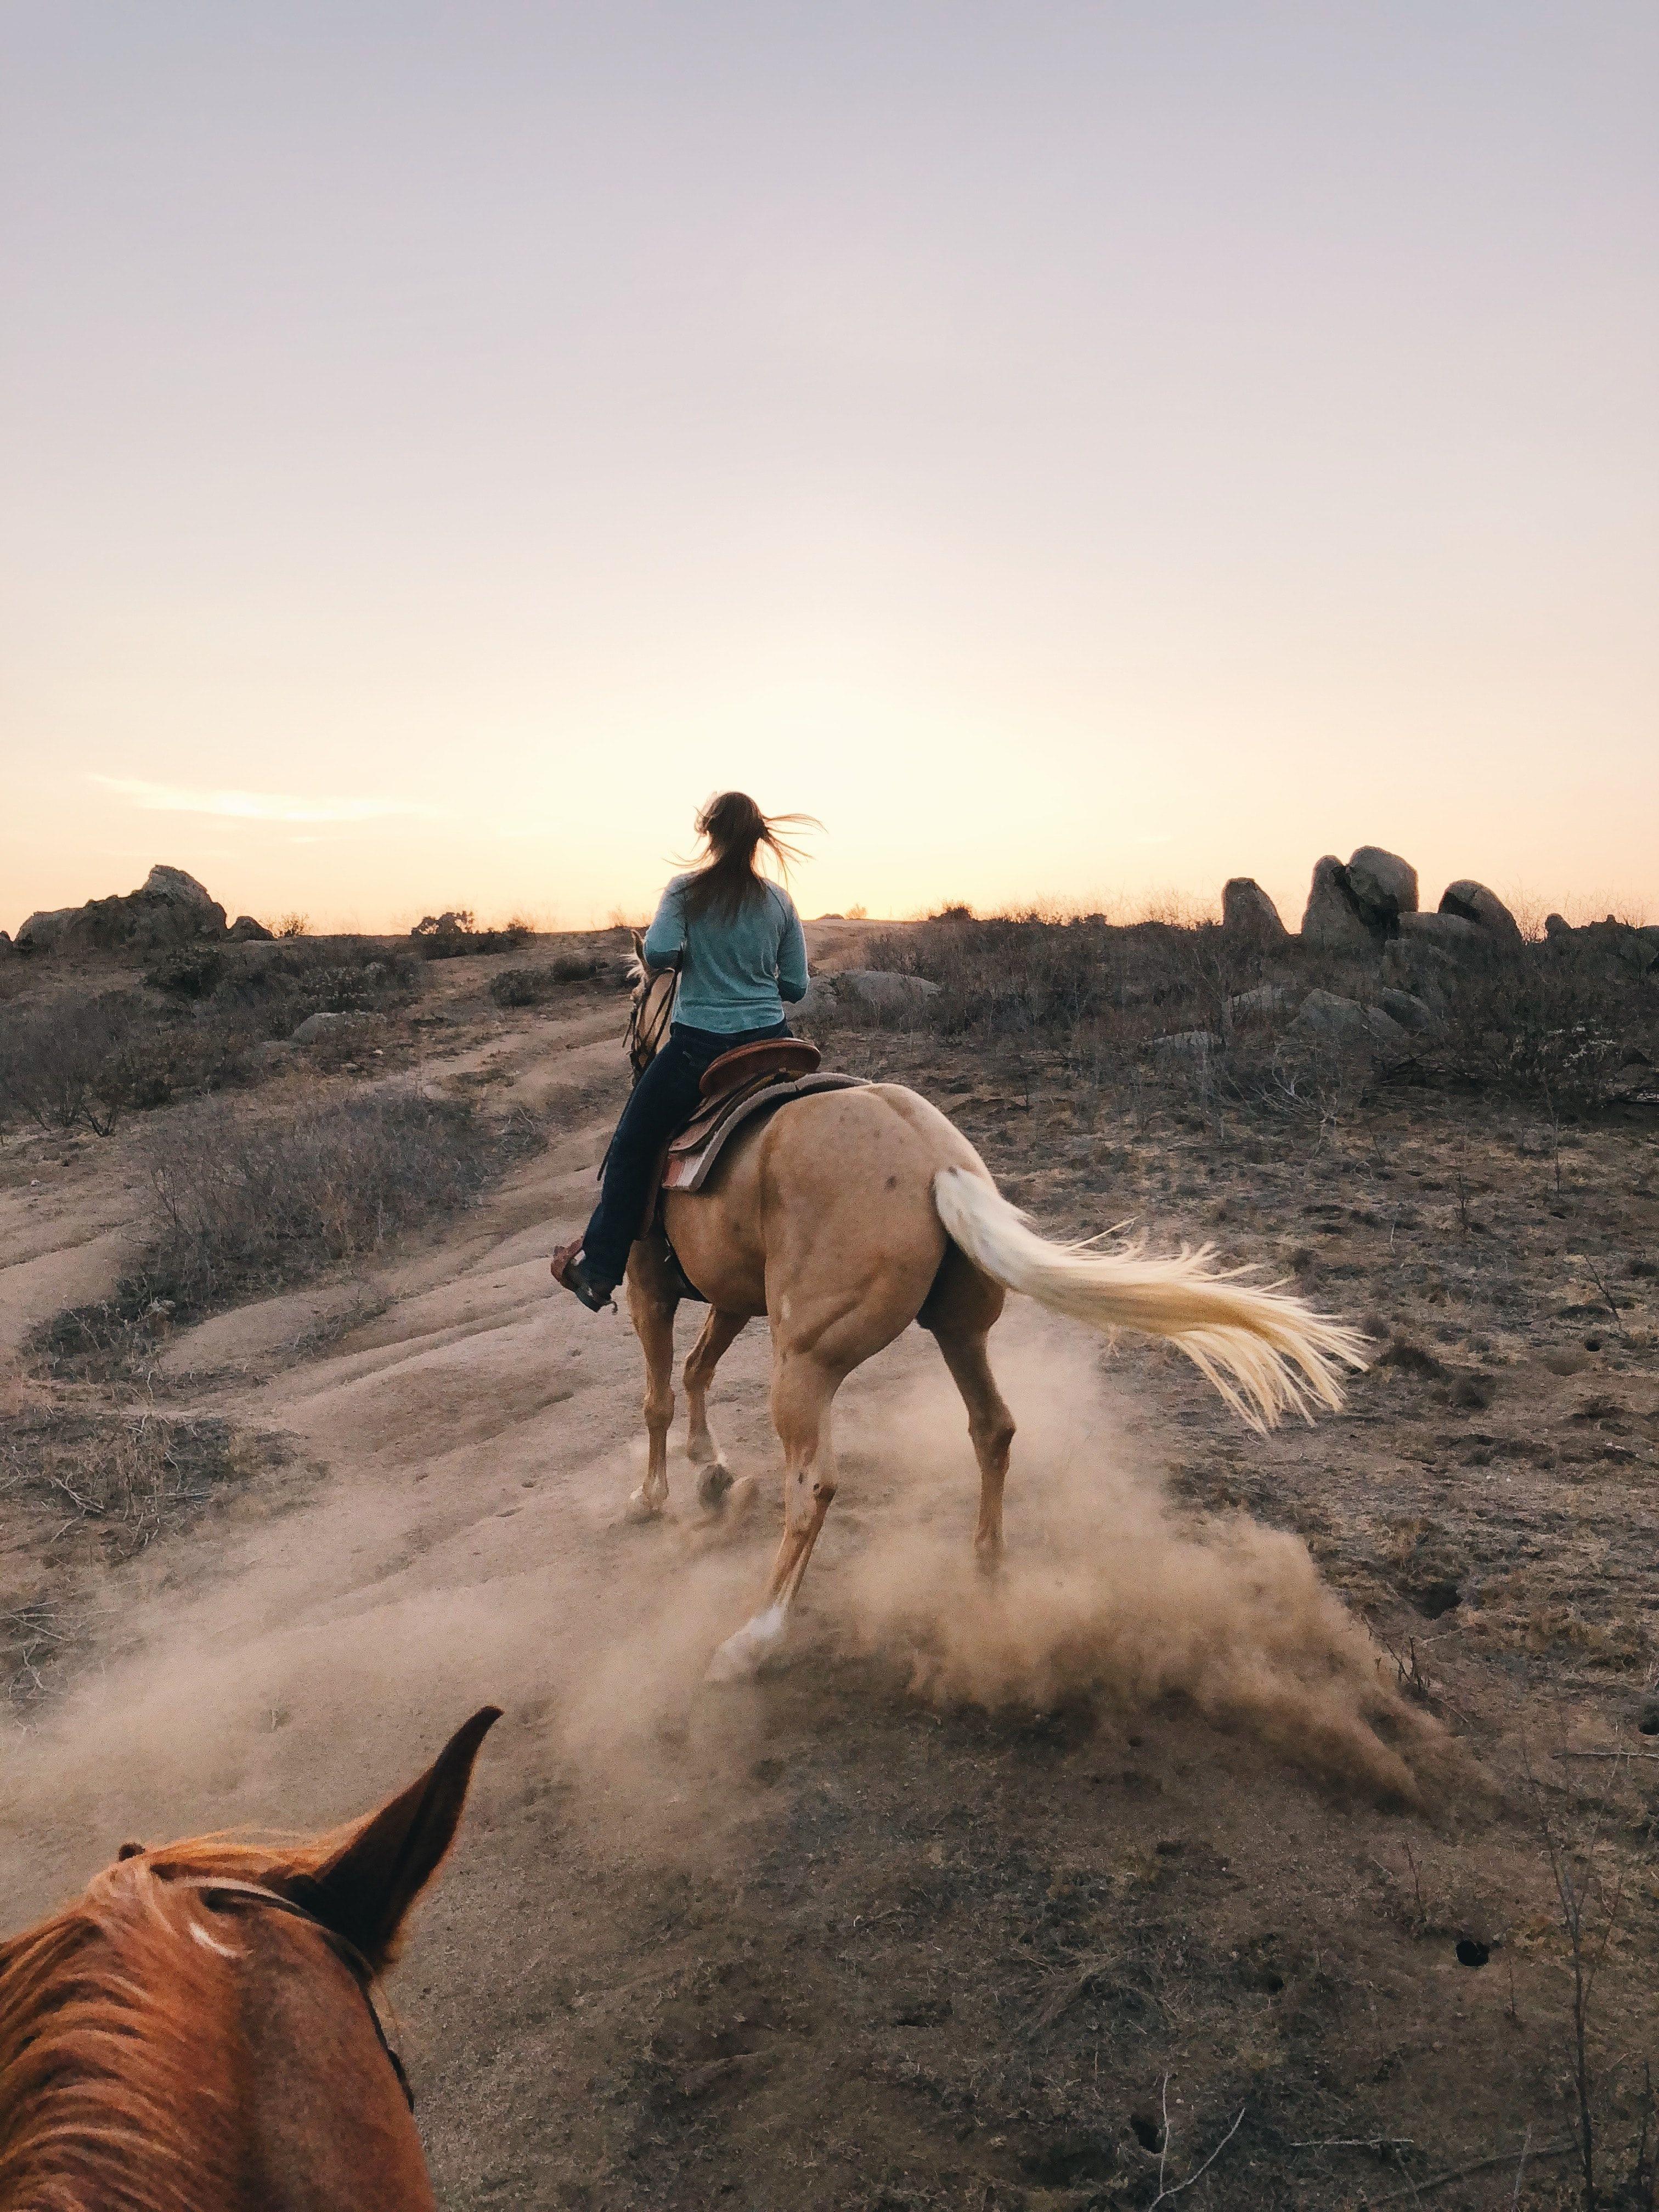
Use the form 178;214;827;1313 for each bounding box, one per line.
4;965;1653;2208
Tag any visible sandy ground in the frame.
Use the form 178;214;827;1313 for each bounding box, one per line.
3;936;1658;2209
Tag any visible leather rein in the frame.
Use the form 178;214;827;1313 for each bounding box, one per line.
166;1875;414;2111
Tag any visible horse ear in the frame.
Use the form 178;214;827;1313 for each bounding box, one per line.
631;928;645;958
293;1706;501;1969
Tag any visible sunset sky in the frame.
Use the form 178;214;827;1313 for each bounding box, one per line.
4;3;1655;934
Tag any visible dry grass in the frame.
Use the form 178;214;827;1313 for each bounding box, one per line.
30;1086;544;1380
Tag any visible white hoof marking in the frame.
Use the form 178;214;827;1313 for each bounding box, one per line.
706;1605;787;1683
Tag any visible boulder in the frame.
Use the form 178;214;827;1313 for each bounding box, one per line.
795;975;839;1021
1290;990;1411;1056
1398;910;1482;954
15;865;227;958
1438;881;1523;948
1220;878;1289;946
291;1010;387;1046
1544;912;1572;940
1346;847;1418;930
1381;936;1455;997
16;905;82;953
228;915;275;941
1374;988;1441;1037
1300;857;1375;951
830;969;942;1017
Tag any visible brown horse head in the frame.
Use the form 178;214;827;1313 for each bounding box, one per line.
0;1705;500;2212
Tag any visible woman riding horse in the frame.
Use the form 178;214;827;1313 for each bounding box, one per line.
552;791;815;1312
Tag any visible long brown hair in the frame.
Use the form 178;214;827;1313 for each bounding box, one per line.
681;792;817;924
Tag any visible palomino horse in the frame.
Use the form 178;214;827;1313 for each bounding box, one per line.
618;956;1367;1680
0;1706;499;2211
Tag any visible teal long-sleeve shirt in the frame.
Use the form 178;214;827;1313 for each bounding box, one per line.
642;874;809;1032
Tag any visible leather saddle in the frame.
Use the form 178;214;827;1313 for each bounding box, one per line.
657;1040;866;1198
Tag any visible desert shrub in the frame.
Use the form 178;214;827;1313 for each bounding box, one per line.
32;1086;544;1378
412;911;533;960
859;913;1272;1049
0;993;142;1135
143;947;225;998
489;953;606;1006
1425;950;1658;1108
205;941;421;1046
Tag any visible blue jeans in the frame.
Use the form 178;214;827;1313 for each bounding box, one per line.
582;1018;790;1284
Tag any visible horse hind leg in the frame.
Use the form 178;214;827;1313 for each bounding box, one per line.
682;1307;748;1510
933;1324;1016;1567
708;1351;839;1680
921;1248;1014;1568
624;1261;678;1522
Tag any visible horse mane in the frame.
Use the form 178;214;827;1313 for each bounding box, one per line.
0;1833;342;2212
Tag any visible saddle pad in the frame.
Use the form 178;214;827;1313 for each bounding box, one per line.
661;1071;867;1195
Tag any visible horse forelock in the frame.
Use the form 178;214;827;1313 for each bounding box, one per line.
0;1837;343;2211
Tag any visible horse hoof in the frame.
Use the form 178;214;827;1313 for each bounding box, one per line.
706;1605;787;1683
696;1462;735;1513
624;1488;664;1524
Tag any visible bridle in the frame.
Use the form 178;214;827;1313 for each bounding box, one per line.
624;957;679;1084
166;1876;414;2111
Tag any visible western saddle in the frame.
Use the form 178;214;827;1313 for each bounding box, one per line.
657;1037;865;1197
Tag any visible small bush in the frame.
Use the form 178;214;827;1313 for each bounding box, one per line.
143;947;225;998
489;954;605;1007
412;911;534;960
32;1086;544;1379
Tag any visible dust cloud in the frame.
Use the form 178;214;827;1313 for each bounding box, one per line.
820;1331;1442;1802
1;1304;1437;1932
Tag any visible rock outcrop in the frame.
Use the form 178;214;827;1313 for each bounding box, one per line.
17;865;228;957
1221;878;1289;946
228;915;275;941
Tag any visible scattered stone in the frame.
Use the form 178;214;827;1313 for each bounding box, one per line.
290;1009;387;1046
1346;847;1418;929
830;969;942;1016
1300;856;1375;951
1152;1029;1222;1063
228;915;275;941
1226;982;1293;1021
1221;877;1289;946
1438;880;1524;947
1290;990;1411;1054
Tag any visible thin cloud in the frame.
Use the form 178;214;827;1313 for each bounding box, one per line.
91;776;440;825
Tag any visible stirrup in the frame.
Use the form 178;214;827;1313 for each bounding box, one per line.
550;1242;615;1313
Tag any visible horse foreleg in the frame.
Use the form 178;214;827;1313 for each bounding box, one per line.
683;1307;747;1510
708;1351;838;1680
624;1261;678;1522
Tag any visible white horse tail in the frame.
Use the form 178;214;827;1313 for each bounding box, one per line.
932;1166;1368;1432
